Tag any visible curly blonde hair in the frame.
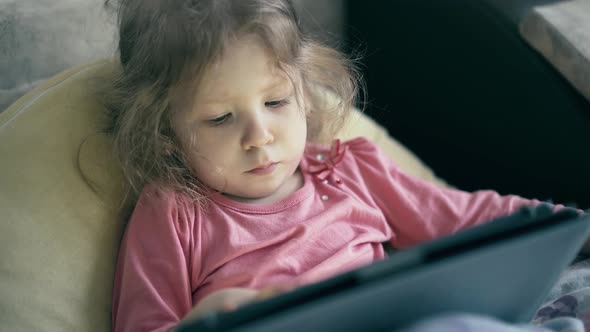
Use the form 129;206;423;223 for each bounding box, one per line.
102;0;364;202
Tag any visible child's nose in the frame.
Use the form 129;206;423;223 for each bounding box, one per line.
241;112;274;150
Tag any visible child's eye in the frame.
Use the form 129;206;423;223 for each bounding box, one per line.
265;99;290;108
207;113;231;125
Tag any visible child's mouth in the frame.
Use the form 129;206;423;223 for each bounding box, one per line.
247;162;279;175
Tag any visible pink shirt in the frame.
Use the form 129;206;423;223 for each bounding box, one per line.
112;137;542;332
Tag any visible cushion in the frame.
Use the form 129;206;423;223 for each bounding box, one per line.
519;0;590;103
0;60;445;332
0;61;124;332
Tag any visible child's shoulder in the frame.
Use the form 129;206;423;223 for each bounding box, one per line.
139;182;176;200
132;183;197;226
306;136;376;151
304;136;380;159
136;182;192;210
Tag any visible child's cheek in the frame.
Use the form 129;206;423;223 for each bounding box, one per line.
190;156;229;192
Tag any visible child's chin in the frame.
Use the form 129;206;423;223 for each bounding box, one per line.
245;181;284;196
223;186;282;203
244;188;281;200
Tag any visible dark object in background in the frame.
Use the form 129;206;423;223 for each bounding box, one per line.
344;0;590;208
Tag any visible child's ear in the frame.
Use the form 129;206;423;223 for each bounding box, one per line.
300;86;312;116
304;103;312;117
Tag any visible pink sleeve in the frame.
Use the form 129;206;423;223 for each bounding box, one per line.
112;186;196;332
349;138;545;249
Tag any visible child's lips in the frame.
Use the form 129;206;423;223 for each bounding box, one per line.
247;162;278;175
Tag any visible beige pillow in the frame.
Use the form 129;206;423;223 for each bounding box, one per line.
0;60;445;332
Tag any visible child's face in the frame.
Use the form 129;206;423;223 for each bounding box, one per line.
172;35;308;202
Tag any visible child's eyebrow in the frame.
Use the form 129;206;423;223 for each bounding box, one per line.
202;77;291;105
202;75;291;105
261;76;292;94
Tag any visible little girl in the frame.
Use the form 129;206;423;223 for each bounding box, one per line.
105;0;580;331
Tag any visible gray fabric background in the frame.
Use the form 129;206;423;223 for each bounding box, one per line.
0;0;343;112
0;0;117;111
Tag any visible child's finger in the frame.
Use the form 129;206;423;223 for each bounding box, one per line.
255;285;294;301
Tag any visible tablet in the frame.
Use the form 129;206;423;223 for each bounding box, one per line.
177;205;590;332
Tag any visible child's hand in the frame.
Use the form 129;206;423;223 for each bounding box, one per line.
183;286;288;322
197;287;259;313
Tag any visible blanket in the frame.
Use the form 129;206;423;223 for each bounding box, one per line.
533;258;590;330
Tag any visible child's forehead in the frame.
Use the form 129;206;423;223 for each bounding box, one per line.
171;34;299;109
206;35;282;76
194;42;293;98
